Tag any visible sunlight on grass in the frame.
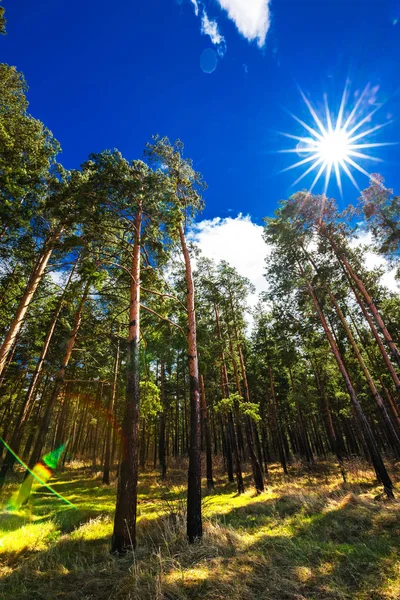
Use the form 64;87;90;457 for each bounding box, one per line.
1;463;400;599
0;520;58;555
69;516;112;541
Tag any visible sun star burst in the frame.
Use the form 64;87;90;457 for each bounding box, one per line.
279;84;395;194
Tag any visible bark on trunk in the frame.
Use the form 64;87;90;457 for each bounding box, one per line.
216;305;244;490
328;290;400;454
309;358;346;482
112;210;142;553
0;229;62;376
22;279;90;490
103;340;120;484
179;222;202;543
0;258;77;487
349;277;400;396
236;343;264;492
268;364;288;475
301;266;394;498
159;360;167;480
200;375;214;490
327;234;400;370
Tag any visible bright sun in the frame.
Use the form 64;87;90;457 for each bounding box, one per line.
317;130;350;164
279;84;394;194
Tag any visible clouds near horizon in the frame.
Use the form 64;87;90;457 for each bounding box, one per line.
190;215;399;316
189;214;269;309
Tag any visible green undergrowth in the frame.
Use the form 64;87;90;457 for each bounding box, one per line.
1;460;400;599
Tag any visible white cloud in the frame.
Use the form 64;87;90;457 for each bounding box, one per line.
189;215;398;316
350;230;399;293
215;0;271;47
189;0;199;16
189;214;269;310
49;270;66;287
201;11;225;47
187;1;226;55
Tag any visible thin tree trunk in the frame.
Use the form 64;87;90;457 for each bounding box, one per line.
236;344;264;492
16;279;90;505
288;366;314;465
347;308;400;424
103;340;120;484
327;235;400;369
300;265;394;498
309;358;346;482
216;305;243;489
0;229;62;376
200;375;214;490
30;279;90;465
268;364;288;475
92;384;102;468
328;290;400;454
0;259;77;486
350;278;400;395
159;360;167;480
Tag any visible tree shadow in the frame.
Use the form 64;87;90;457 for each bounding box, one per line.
1;532;120;600
2;468;400;600
0;511;31;533
2;494;400;600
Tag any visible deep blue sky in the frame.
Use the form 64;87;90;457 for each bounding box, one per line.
1;0;400;222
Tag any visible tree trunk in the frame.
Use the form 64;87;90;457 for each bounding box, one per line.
301;267;394;498
112;210;142;554
216;305;244;489
103;340;120;484
236;343;264;492
327;235;400;369
0;258;77;487
15;280;90;506
349;277;400;395
309;358;346;482
200;375;214;490
268;364;288;475
328;290;400;454
179;223;202;543
159;360;167;480
0;229;62;377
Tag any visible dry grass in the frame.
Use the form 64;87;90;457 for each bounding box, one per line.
1;459;400;599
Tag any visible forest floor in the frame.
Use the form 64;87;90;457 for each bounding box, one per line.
1;459;400;600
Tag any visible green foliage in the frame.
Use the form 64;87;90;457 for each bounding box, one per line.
140;380;162;421
0;64;60;211
360;174;400;263
145;135;206;225
0;1;6;35
240;401;261;422
215;393;261;422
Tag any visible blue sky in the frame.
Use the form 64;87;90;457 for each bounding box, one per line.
1;0;400;225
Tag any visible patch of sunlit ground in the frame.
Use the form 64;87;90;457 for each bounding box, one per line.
1;459;400;599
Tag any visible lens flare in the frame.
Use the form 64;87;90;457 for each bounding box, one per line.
278;83;396;194
0;437;76;509
43;441;68;469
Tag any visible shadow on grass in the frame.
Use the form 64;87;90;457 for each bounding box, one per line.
4;498;399;600
1;466;400;600
156;499;400;600
0;512;32;533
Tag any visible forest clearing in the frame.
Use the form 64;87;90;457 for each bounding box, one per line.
1;1;400;598
2;460;400;600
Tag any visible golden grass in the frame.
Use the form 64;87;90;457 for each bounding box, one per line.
0;460;400;599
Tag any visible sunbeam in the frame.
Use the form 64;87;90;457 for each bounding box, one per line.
279;83;395;193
